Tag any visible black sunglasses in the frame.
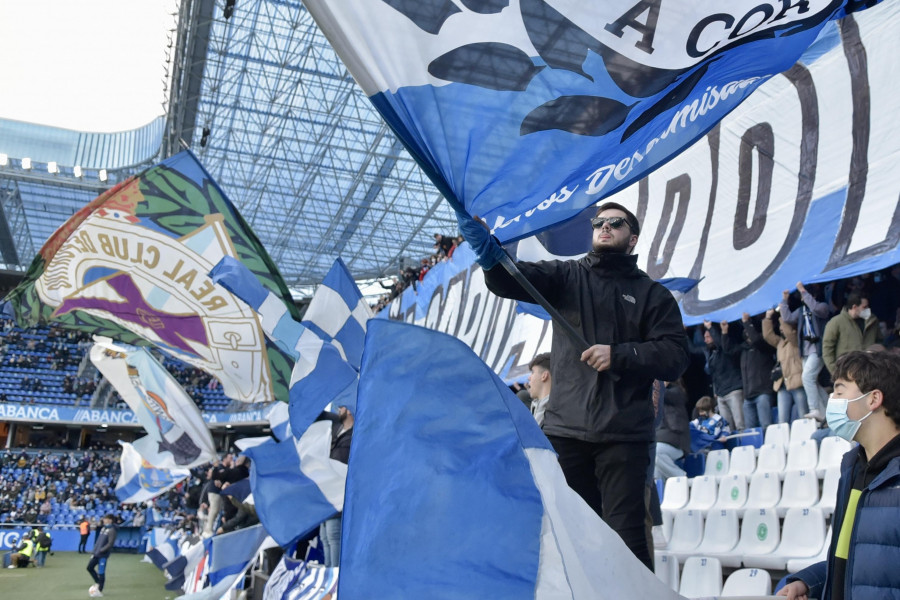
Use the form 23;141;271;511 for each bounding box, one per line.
591;216;632;230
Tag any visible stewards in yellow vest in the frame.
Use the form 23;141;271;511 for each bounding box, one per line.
9;536;34;568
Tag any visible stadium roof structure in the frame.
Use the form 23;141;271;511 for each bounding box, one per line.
0;0;458;297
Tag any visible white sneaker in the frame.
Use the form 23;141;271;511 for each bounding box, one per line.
804;409;825;421
7;565;15;569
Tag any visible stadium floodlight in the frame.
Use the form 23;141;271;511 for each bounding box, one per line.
98;168;108;182
0;154;7;167
21;157;32;170
73;165;83;178
47;161;59;174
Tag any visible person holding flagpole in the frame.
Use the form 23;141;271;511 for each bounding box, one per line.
459;202;690;570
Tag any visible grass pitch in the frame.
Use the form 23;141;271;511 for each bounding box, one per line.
0;551;171;600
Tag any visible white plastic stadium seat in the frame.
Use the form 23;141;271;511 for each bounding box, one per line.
713;474;748;511
790;418;818;444
742;471;781;514
694;508;739;560
785;440;818;473
660;476;690;512
721;568;772;596
685;476;718;514
764;422;790;449
751;507;827;570
756;443;786;476
666;509;704;555
814;466;841;517
679;556;723;598
734;508;780;568
816;436;853;477
787;525;832;573
728;445;756;477
704;449;730;479
776;469;819;516
654;552;680;592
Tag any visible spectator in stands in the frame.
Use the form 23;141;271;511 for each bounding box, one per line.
87;514;117;597
527;353;552;426
738;312;776;429
779;283;831;421
471;202;690;571
762;308;808;423
318;406;354;568
779;350;900;600
689;395;732;452
822;293;882;376
433;233;455;257
654;381;690;480
702;320;745;430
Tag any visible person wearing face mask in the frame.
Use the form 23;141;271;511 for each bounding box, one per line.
778;350;900;600
821;293;881;376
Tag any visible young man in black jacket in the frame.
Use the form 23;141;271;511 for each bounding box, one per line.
461;202;690;570
87;514;117;597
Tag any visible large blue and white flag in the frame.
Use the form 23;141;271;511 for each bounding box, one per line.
244;420;347;547
302;258;372;371
266;401;291;441
210;256;358;430
116;441;190;504
342;319;681;598
264;558;339;600
176;525;273;600
91;337;217;469
303;0;882;243
146;527;182;570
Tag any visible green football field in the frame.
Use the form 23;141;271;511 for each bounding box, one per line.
0;551;171;600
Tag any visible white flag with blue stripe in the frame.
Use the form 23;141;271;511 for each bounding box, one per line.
176;525;273;600
115;441;190;504
342;320;682;599
302;258;372;371
210;256;358;430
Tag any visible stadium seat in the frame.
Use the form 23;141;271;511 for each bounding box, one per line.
756;443;786;476
787;525;832;573
679;556;722;598
695;508;739;560
713;474;748;511
764;423;790;448
703;449;730;479
685;476;718;514
660;476;690;512
776;469;819;516
816;436;853;477
735;508;781;568
721;568;772;596
743;471;781;514
785;440;818;473
654;552;679;592
814;466;841;517
728;445;756;477
752;507;827;570
666;509;704;556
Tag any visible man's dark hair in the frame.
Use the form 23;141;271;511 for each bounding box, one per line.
529;352;551;372
846;293;865;309
595;202;640;235
833;350;900;428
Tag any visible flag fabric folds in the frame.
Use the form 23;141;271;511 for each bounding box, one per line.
90;337;217;469
116;441;190;504
209;255;358;428
6;150;297;404
301;258;372;371
175;525;272;600
301;1;882;244
342;320;681;599
243;421;347;547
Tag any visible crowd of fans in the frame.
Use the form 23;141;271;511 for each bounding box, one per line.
371;232;463;313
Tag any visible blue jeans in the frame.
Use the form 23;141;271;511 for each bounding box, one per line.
654;442;686;480
320;515;342;568
743;394;773;429
35;550;47;567
777;388;808;424
802;353;828;412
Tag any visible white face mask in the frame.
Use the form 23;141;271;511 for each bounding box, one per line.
859;307;872;320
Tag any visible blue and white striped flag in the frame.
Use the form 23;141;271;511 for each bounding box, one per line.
302;258;372;371
209;256;358;431
342;320;682;599
115;441;190;504
146;527;182;570
266;401;291;441
243;420;347;547
176;525;272;600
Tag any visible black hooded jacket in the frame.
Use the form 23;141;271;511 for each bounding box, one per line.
484;252;690;443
